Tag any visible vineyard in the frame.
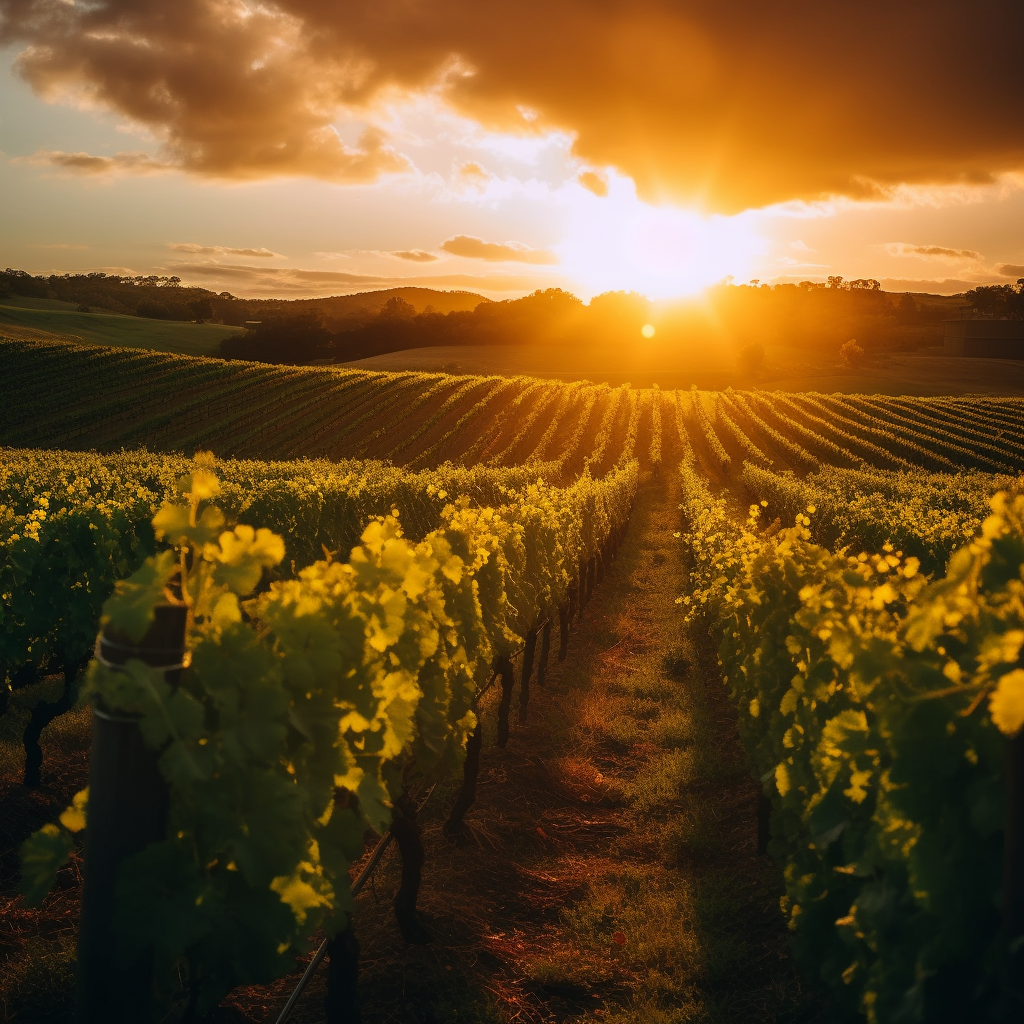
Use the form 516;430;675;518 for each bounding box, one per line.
2;333;1024;1023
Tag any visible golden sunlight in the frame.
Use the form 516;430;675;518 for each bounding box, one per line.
559;177;765;299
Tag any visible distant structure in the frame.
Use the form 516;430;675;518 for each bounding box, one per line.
944;320;1024;358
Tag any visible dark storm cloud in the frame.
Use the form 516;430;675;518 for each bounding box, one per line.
2;0;1021;210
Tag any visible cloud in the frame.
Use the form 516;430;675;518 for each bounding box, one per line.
456;162;490;187
998;264;1024;278
2;0;1021;210
16;149;168;175
440;235;558;264
314;248;440;262
887;243;984;260
168;243;284;258
578;171;608;197
162;260;561;297
390;250;440;262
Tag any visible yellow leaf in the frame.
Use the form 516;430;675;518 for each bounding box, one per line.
59;788;89;833
990;669;1024;736
189;469;221;501
270;870;332;925
212;592;241;626
152;503;191;544
843;769;872;804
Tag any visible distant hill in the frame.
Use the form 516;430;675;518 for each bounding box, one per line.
281;287;489;324
0;295;243;356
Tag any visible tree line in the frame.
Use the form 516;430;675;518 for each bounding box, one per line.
7;266;1018;366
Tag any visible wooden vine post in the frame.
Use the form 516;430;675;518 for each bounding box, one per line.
323;922;361;1024
77;604;187;1024
1005;731;1024;993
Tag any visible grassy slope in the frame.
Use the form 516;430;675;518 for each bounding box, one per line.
0;299;242;356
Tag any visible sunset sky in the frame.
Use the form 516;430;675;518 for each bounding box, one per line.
1;0;1021;301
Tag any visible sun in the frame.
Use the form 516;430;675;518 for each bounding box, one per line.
558;174;765;299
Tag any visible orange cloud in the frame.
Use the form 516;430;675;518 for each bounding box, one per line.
16;150;168;175
2;0;1021;209
168;243;284;258
887;243;984;261
998;265;1024;278
390;250;440;262
440;236;558;264
578;170;608;197
457;162;490;187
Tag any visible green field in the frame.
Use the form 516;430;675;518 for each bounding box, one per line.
342;340;1024;395
0;295;243;356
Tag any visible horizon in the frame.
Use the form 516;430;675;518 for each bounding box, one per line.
0;266;995;307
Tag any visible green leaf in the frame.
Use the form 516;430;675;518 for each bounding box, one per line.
19;824;74;907
102;549;178;642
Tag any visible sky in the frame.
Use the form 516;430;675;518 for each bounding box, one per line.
0;0;1021;302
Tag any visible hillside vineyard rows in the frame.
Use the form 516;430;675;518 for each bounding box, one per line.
3;334;1024;1023
8;338;1024;477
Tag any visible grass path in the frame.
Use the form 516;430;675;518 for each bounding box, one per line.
239;472;815;1024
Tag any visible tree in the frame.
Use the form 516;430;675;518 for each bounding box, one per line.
963;282;1024;320
136;300;172;320
840;338;867;367
377;296;416;320
895;294;920;324
221;312;332;363
188;298;214;322
738;342;765;373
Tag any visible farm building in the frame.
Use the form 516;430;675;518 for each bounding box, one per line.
944;319;1024;358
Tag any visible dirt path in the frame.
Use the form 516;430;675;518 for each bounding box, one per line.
240;472;815;1024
